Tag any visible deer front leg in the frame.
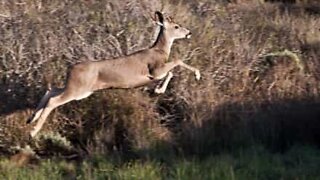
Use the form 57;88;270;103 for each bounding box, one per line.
179;62;201;80
151;60;200;94
151;61;181;80
155;59;200;81
154;72;173;94
150;61;180;94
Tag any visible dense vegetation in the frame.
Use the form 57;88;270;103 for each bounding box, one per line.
0;0;319;179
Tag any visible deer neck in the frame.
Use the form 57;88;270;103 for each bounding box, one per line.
151;27;174;59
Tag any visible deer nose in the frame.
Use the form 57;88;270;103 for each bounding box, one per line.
186;32;192;39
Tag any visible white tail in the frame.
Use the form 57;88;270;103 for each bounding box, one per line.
27;11;201;137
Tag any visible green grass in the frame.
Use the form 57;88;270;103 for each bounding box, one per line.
1;145;320;180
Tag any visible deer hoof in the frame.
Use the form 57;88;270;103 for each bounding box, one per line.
154;88;165;94
30;130;37;138
195;70;201;80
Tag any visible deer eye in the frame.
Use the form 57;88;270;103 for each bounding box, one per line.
174;25;179;29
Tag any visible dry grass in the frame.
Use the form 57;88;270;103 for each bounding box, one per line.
0;0;320;163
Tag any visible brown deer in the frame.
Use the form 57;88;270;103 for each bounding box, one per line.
27;11;200;138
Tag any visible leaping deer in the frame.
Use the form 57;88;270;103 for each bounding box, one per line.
27;11;200;138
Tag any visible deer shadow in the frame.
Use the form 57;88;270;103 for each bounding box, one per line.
170;97;320;159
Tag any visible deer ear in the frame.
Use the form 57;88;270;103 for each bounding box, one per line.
165;16;173;23
155;11;164;24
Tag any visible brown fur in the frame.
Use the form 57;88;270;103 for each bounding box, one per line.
27;11;200;137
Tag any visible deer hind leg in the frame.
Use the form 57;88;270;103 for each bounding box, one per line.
27;87;64;124
30;90;92;138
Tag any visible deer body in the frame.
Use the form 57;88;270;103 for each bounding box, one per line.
27;11;200;137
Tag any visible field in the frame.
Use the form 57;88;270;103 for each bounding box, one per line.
0;0;320;179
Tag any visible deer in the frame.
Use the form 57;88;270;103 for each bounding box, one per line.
27;11;201;138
